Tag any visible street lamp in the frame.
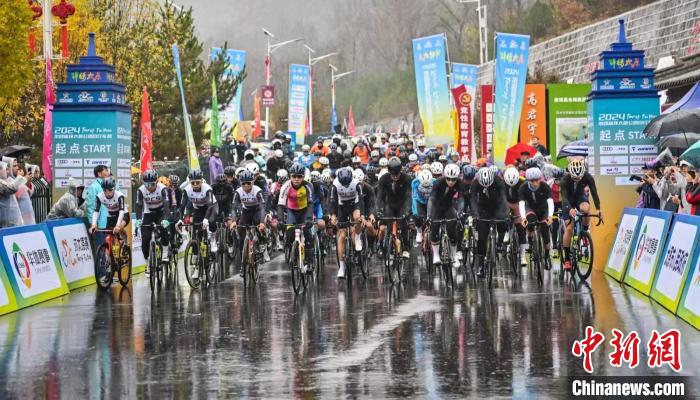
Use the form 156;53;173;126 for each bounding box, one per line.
329;64;354;133
305;44;337;136
456;0;488;64
262;28;304;140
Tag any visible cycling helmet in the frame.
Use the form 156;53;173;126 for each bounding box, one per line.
568;159;586;178
417;139;426;147
408;153;418;162
366;165;377;175
319;156;329;166
421;163;431;171
271;139;282;147
310;170;321;182
438;154;447;162
444;164;460;179
274;149;284;158
388;157;402;175
302;144;310;152
430;162;443;176
168;174;181;185
388;137;397;145
245;163;260;175
525;167;543;181
101;177;116;190
337;167;353;186
188;169;204;181
353;168;365;182
289;163;305;176
215;173;227;184
244;149;255;159
329;143;338;151
142;169;158;183
524;158;540;169
235;167;245;177
321;169;333;184
417;170;433;185
379;158;389;167
239;170;254;183
343;149;352;158
224;166;236;177
352;156;361;164
371;150;380;158
461;165;477;180
276;169;289;181
372;143;381;150
504;167;520;187
478;167;495;187
488;165;499;176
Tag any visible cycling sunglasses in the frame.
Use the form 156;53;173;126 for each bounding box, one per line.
145;182;157;187
241;181;253;186
446;178;457;183
291;174;304;179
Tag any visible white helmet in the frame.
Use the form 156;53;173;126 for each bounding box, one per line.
304;168;311;181
379;157;389;167
353;168;365;182
352;156;361;163
478;167;495;187
430;162;443;176
525;167;543;181
235;167;245;177
276;169;288;180
244;149;255;157
372;143;381;150
310;170;321;182
488;165;499;176
444;164;460;179
417;139;426;147
417;170;433;184
504;167;520;187
371;150;380;157
302;144;310;152
321;169;333;184
408;153;418;162
274;149;284;158
388;137;397;145
568;159;586;178
421;163;431;171
245;163;260;175
319;156;329;165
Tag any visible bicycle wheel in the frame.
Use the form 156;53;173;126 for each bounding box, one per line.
385;236;397;284
241;236;252;287
533;229;543;286
184;241;201;289
291;241;303;294
314;235;322;281
204;241;217;285
440;234;453;286
149;241;158;291
117;241;132;287
94;243;113;289
575;230;594;281
250;238;261;284
359;233;369;279
423;229;434;277
508;225;519;277
487;233;496;288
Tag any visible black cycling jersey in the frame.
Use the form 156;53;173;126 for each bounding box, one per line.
376;172;412;214
359;182;376;217
428;177;465;219
505;178;524;204
212;181;234;217
518;182;553;219
470;179;507;219
560;172;600;209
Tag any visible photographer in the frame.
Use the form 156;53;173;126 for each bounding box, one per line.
634;169;660;209
652;166;687;213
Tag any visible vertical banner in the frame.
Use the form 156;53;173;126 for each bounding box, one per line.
210;79;221;147
518;84;547;146
412;34;453;146
140;88;153;172
623;209;673;296
210;48;246;133
547;84;591;167
451;63;478;89
288;64;310;146
253;90;262;139
348;106;356;136
172;43;200;170
451;84;473;159
604;207;643;281
42;58;55;183
452;63;478;161
480;85;494;158
493;33;530;166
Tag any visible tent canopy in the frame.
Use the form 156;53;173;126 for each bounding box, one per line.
664;82;700;114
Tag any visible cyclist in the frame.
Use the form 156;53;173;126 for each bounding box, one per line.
134;170;173;270
519;167;554;265
504;166;528;266
213;173;234;222
430;161;443;179
470;167;507;276
415;139;429;162
461;165;477;213
378;157;389;176
318;156;330;172
328;143;343;171
224;166;240;190
296;145;315;168
229;170;267;276
412;169;433;245
560;159;601;271
369;150;381;168
329;167;364;278
277;163;315;272
89;177;130;239
178;169;218;274
407;153;420;172
428;164;465;268
376;157;412;259
354;168;377;243
309;170;327;233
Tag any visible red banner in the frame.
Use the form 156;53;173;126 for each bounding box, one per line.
480;85;494;158
451;84;472;159
42;59;55;182
348;106;356;136
140;88;153;172
253;90;262;138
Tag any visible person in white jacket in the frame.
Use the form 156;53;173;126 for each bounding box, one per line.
0;161;25;228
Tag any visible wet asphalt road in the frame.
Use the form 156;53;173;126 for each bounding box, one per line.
0;247;698;399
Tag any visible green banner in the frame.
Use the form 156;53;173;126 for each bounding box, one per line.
546;84;590;167
210;78;221;147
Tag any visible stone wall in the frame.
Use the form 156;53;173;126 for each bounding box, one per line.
476;0;700;85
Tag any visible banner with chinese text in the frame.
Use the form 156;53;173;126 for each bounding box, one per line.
518;84;546;146
547;84;591;167
493;33;530;166
624;209;673;296
288;64;310;145
480;85;494;159
45;218;95;290
604;207;643;282
678;232;700;330
412;34;453;146
452;63;478;160
210;48;246;133
451;84;473;160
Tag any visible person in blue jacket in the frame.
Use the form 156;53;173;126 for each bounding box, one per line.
411;169;434;245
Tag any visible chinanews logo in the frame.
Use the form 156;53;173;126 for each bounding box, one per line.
11;242;31;288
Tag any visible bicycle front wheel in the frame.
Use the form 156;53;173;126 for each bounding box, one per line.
440;235;453;286
533;230;543;286
385;236;398;284
359;234;369;280
95;243;113;289
149;241;158;291
290;242;303;294
487;234;496;288
575;230;594;281
184;241;201;289
118;242;132;287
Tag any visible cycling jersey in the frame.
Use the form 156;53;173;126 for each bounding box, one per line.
181;182;218;229
330;179;363;216
469;179;507;219
212;181;234;217
376;172;412;215
278;180;313;211
93;190;128;227
428;177;465;219
136;183;171;218
560;172;600;209
359;182;376;217
415;148;430;162
232;185;266;222
311;181;326;219
518;182;554;219
505;178;525;204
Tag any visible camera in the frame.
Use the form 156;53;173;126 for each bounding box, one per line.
629;175;643;182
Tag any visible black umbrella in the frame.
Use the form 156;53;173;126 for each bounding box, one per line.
644;109;700;143
557;139;589;159
656;132;700;156
0;145;31;158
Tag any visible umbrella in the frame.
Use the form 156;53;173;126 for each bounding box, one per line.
505;143;537;166
0;145;31;158
557;139;589;159
644;109;700;141
680;140;700;168
656;132;700;156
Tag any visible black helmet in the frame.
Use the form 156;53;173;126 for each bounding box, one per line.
188;169;203;181
337;168;353;186
366;165;377;175
101;177;116;190
142;170;158;183
240;170;254;183
211;146;220;153
462;165;477;180
329;143;338;151
168;174;180;185
343;149;352;158
215;173;227;184
388;157;402;175
524;158;540;169
224;166;236;177
289;162;305;176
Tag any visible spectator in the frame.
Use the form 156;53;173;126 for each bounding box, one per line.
2;157;35;225
685;171;700;215
208;146;224;183
0;161;24;228
233;136;250;164
311;138;330;156
84;165;111;228
653;166;687;212
529;136;549;156
47;178;85;220
636;169;661;209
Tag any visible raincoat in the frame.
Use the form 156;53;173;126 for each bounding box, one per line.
2;156;34;225
0;161;25;228
47;178;85;220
